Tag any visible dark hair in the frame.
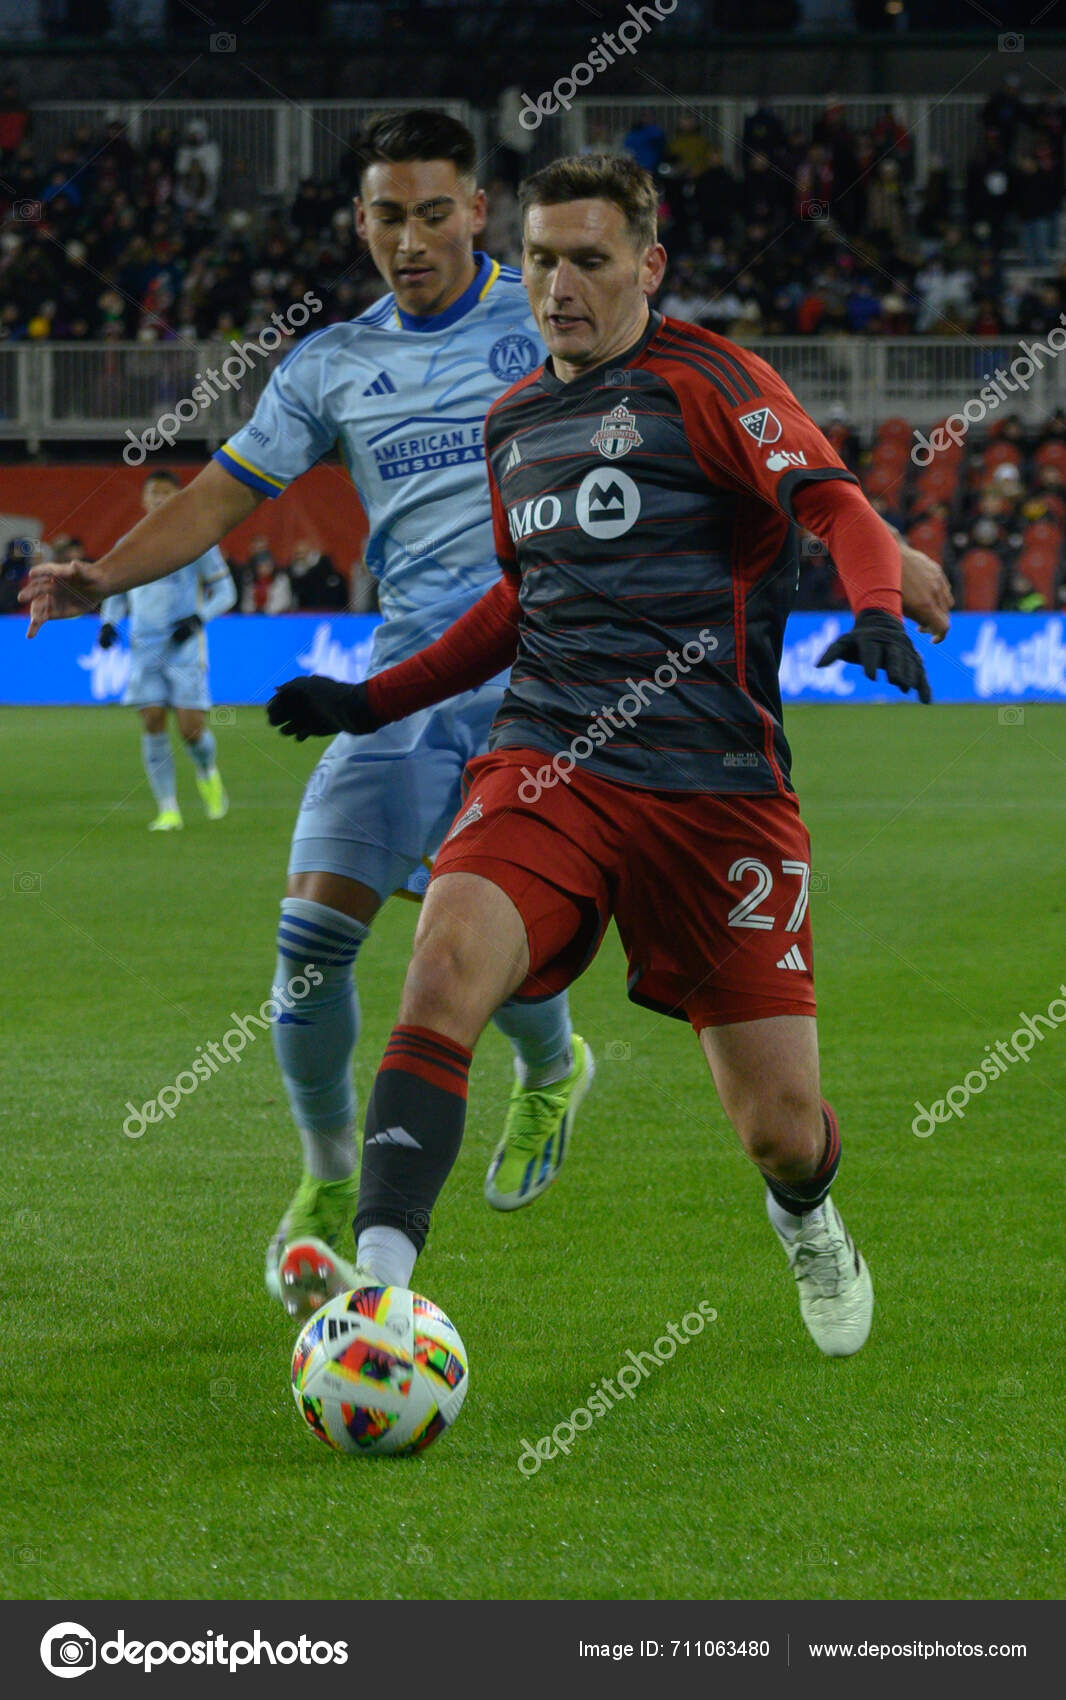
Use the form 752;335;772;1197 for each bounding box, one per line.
144;468;181;489
519;153;658;251
353;109;477;185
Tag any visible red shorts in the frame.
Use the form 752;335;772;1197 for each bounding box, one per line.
430;748;817;1032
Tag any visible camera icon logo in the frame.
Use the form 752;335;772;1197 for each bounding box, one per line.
14;199;42;220
40;1622;96;1678
800;199;829;221
603;1040;631;1061
998;32;1023;52
210;705;236;726
211;31;237;51
997;705;1024;725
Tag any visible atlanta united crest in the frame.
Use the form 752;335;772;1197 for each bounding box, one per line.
591;400;643;460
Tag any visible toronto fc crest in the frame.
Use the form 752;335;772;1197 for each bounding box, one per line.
591;400;643;460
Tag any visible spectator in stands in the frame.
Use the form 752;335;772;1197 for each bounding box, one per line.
288;540;348;611
175;120;220;210
622;112;666;175
693;145;738;241
1002;569;1048;612
871;105;913;182
982;74;1026;154
1017;151;1060;268
0;537;34;613
0;79;30;172
865;158;909;250
916;153;951;249
240;539;293;614
966;133;1014;252
96;118;138;191
175;162;214;221
742;100;787;167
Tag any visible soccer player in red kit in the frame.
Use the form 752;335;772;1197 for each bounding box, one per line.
268;153;932;1356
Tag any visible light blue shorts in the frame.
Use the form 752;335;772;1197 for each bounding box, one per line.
123;636;210;710
287;681;504;901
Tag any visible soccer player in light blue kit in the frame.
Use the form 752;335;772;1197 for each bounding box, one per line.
23;112;592;1315
99;468;234;831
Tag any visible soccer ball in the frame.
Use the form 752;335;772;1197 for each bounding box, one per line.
290;1285;468;1456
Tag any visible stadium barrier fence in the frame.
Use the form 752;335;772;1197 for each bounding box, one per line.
2;611;1063;707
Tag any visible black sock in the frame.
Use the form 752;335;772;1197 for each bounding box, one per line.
354;1023;472;1254
762;1100;841;1216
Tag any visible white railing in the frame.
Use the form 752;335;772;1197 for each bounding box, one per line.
564;95;989;189
22;98;481;203
21;94;998;209
0;337;1058;447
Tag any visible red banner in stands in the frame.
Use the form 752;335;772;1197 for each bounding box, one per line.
0;463;368;577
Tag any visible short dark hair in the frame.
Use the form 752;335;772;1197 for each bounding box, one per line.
353;109;477;186
144;468;181;489
519;153;658;251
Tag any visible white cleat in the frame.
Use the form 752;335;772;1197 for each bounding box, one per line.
769;1192;874;1357
276;1235;375;1323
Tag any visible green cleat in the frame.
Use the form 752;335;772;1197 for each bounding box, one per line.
769;1192;874;1357
197;768;229;820
148;808;182;832
484;1035;594;1212
265;1172;362;1319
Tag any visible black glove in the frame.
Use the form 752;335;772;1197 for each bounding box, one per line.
98;621;119;650
171;614;202;645
817;608;931;703
267;675;381;741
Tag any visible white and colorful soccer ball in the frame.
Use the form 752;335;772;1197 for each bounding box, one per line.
290;1285;468;1456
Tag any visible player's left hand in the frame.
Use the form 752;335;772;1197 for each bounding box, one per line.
171;615;202;645
899;542;953;642
817;608;932;702
267;675;379;740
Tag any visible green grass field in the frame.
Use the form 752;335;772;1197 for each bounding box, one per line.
3;702;1064;1601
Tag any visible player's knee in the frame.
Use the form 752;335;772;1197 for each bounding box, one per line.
399;930;485;1035
735;1084;821;1174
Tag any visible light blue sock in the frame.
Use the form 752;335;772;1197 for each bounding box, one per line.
492;990;574;1088
185;728;216;776
141;731;177;811
272;897;368;1180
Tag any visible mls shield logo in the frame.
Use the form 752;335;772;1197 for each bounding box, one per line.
739;406;782;446
591;400;643;460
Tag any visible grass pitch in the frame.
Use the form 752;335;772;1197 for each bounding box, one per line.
3;702;1064;1601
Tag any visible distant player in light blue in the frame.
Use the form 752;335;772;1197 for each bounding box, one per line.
26;112;591;1314
99;468;235;831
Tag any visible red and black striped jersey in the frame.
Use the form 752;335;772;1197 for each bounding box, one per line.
483;309;857;795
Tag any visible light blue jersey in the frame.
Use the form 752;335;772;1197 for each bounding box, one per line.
101;548;236;644
214;252;543;675
102;547;235;710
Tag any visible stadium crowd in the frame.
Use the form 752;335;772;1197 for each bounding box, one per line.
4;79;1066;613
3;80;1066;345
0;527;367;615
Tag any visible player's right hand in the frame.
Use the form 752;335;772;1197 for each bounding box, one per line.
18;560;105;637
267;675;380;740
98;622;119;650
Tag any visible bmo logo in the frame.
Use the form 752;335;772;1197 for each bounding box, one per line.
507;494;563;543
505;471;643;545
